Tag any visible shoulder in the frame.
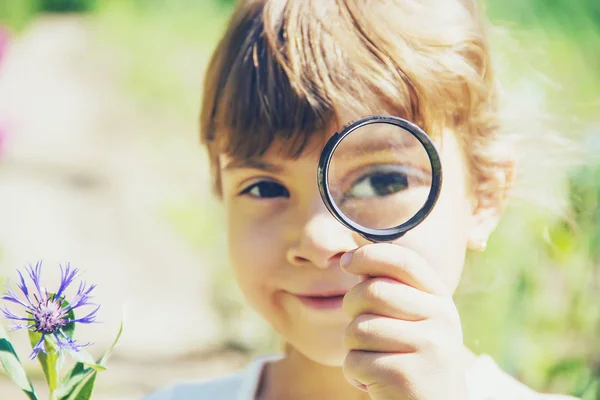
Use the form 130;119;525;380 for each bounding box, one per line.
468;354;580;400
142;355;282;400
142;371;246;400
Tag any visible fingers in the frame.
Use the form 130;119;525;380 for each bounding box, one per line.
343;349;465;398
343;313;424;353
341;243;448;296
343;277;435;321
343;351;417;393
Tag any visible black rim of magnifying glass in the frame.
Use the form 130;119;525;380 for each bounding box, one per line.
317;115;443;242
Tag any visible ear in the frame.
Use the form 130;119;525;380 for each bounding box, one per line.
466;158;516;251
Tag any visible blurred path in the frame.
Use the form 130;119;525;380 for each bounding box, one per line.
0;15;240;399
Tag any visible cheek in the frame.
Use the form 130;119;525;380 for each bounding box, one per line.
396;140;474;292
225;202;286;305
420;181;472;266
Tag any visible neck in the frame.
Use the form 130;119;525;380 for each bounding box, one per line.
257;346;369;400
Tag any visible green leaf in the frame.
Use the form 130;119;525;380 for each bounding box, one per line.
62;369;97;400
56;365;97;400
0;323;38;400
55;347;107;398
56;310;125;400
99;310;125;366
28;331;60;392
68;372;97;400
63;349;106;371
55;362;92;399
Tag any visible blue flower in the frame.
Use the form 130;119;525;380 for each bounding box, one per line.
1;261;99;359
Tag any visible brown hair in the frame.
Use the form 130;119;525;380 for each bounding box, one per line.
200;0;511;203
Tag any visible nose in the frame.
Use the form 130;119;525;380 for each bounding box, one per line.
286;199;357;269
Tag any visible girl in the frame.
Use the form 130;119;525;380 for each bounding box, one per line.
146;0;578;398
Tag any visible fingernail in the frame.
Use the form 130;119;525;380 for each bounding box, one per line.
340;252;353;269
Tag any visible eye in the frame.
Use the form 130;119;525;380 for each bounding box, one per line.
241;180;290;199
348;171;408;198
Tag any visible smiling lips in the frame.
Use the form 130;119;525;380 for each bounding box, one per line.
294;291;348;310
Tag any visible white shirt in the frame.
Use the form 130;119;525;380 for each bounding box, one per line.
143;354;579;400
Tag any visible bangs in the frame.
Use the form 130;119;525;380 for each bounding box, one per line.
202;1;335;161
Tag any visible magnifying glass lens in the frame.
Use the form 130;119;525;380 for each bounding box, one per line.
327;123;433;230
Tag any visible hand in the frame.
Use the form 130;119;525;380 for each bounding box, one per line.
341;243;469;400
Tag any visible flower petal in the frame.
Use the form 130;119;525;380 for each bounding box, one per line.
68;282;96;310
8;323;34;332
55;330;91;353
55;262;79;299
25;261;45;302
1;306;34;322
16;270;33;305
1;288;34;310
29;333;46;359
69;304;100;324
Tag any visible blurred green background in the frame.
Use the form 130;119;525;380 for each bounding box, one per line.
0;0;598;399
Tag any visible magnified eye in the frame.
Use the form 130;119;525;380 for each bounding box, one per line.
320;116;442;237
241;181;290;198
348;170;408;198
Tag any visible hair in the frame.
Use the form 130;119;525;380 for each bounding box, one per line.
199;0;516;207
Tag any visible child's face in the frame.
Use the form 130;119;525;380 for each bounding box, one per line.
219;123;486;366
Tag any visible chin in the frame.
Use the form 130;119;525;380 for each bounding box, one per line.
291;338;347;367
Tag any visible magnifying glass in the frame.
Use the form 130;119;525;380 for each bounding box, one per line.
317;115;442;242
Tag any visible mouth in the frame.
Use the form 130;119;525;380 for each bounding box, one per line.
294;292;347;310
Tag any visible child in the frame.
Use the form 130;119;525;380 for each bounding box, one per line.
146;0;578;398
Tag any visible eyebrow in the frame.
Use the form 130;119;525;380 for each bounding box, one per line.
221;158;284;173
